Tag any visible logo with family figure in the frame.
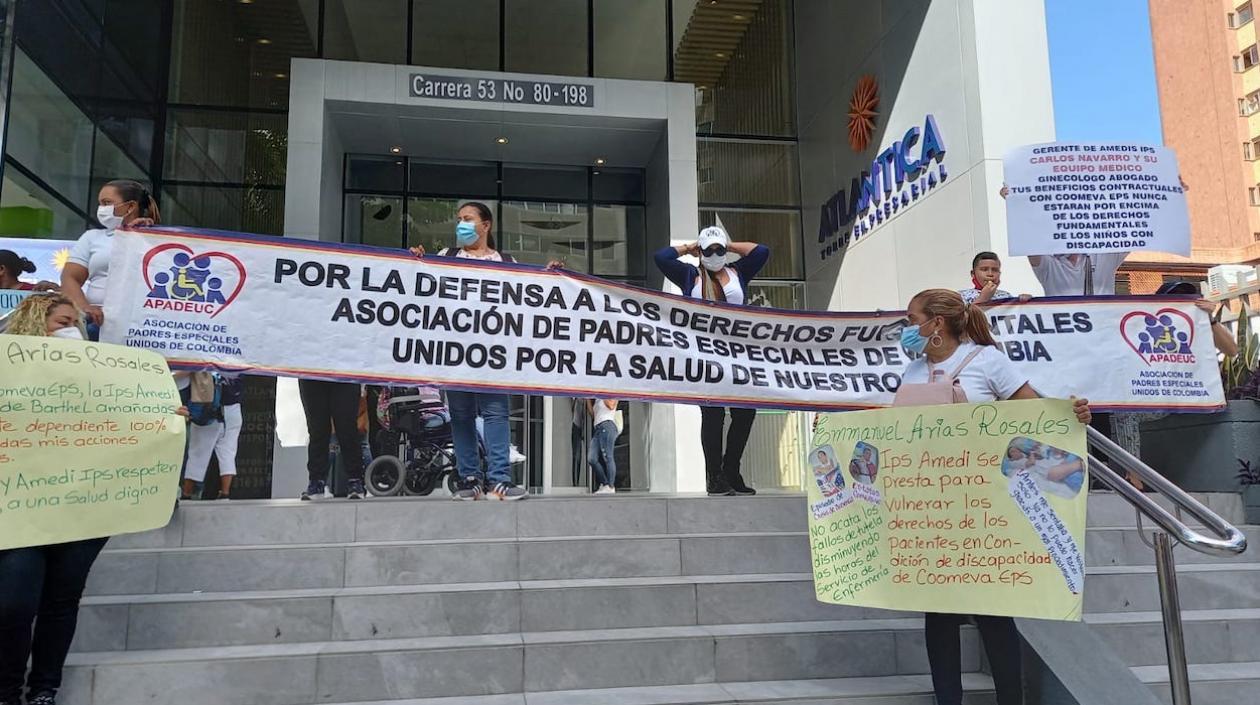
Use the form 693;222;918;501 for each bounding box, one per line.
1119;308;1196;366
1000;437;1085;500
141;243;246;318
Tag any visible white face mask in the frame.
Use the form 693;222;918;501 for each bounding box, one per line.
51;326;84;340
701;254;726;272
97;204;125;230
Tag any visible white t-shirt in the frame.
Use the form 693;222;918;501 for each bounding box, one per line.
1031;253;1126;296
455;248;503;262
67;228;115;306
690;267;744;305
592;399;617;427
900;342;1029;403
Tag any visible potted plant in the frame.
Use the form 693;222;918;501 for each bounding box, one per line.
1240;460;1260;524
1140;301;1260;491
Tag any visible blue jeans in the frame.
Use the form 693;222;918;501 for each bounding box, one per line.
588;420;618;487
448;391;510;485
0;538;108;700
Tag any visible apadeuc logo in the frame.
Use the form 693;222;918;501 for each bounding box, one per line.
141;243;246;318
1120;308;1196;366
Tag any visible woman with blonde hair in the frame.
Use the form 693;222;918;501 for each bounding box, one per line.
894;288;1091;705
3;294;86;339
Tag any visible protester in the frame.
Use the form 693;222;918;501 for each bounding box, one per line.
61;180;160;338
654;226;770;496
299;380;366;500
0;294;185;705
1110;281;1238;468
895;288;1090;705
0;249;55;291
410;202;526;500
957;252;1030;304
181;375;244;500
999;184;1126;295
588;399;620;494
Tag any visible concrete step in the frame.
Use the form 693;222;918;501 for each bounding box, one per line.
63;676;997;705
114;492;1245;553
60;620;984;705
1085;526;1258;567
1132;661;1260;705
1084;563;1260;613
86;532;817;596
71;574;908;652
109;495;809;550
1086;608;1260;667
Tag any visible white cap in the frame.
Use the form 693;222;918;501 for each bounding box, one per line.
697;226;730;250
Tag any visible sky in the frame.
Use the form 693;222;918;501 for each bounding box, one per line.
1046;0;1164;144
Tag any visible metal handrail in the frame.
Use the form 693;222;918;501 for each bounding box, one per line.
1085;426;1249;705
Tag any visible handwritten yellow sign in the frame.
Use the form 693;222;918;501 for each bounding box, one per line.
0;337;185;549
808;399;1088;621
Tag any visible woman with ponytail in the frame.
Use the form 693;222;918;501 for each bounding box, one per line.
654;226;769;495
61;180;160;337
895;288;1090;705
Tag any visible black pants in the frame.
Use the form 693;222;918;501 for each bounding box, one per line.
699;406;756;489
0;538;108;701
925;612;1023;705
571;423;586;487
298;379;363;484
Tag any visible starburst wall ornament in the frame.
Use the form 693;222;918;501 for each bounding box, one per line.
847;75;879;152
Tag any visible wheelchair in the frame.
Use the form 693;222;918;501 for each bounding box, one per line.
365;394;462;497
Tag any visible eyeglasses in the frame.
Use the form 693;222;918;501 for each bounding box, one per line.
702;245;727;257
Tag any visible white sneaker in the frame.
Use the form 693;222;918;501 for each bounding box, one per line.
595;485;615;495
510;446;527;464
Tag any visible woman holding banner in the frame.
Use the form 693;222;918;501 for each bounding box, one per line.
654;226;769;496
895;288;1091;705
0;295;185;705
409;202;528;501
61;180;160;338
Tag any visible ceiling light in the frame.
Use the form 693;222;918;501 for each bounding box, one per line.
495;136;509;144
239;0;254;4
274;72;287;79
390;146;401;154
256;38;272;45
594;158;606;165
715;52;726;58
733;14;746;20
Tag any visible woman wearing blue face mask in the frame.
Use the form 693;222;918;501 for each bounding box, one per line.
896;288;1090;705
654;226;770;496
409;202;528;501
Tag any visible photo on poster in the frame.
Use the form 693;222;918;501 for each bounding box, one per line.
848;441;879;485
1001;436;1086;499
810;445;845;497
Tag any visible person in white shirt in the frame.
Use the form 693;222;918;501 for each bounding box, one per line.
588;399;621;494
896;288;1091;705
61;180;160;337
999;184;1127;296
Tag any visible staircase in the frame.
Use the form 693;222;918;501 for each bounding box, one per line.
59;493;1255;705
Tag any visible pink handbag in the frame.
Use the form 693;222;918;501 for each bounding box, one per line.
892;348;983;407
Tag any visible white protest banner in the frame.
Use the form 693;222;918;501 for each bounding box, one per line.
101;228;1225;412
1003;142;1190;256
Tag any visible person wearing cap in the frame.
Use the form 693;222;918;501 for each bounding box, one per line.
654;226;770;496
1110;280;1237;470
0;250;56;291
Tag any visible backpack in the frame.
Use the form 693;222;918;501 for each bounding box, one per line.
892;348;982;407
187;372;224;425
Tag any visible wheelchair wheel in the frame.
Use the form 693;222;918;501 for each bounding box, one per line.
366;455;406;496
404;442;455;496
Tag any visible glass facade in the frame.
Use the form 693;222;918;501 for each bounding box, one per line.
0;0;804;493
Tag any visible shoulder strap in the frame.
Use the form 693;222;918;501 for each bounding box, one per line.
500;253;516;264
946;347;984;381
441;247;459;257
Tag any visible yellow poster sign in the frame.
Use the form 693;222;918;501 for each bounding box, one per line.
0;337;185;549
808;399;1088;621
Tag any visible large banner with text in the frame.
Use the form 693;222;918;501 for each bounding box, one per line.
807;399;1088;621
102;228;1225;412
0;338;185;550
